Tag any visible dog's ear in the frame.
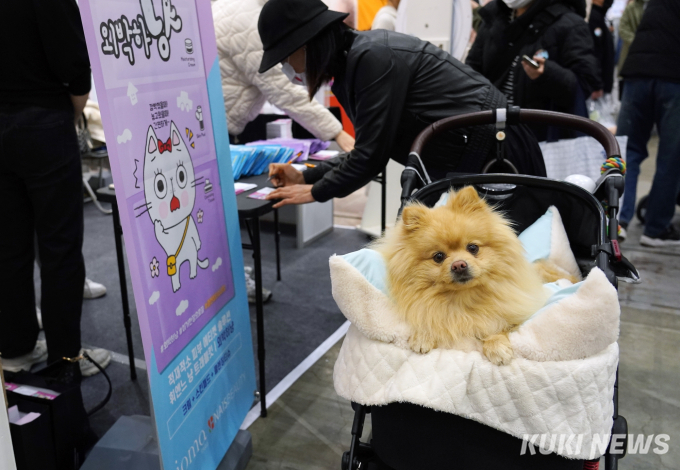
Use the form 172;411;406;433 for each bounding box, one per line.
401;204;429;232
448;186;484;211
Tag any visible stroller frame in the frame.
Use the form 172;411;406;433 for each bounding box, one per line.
342;107;632;470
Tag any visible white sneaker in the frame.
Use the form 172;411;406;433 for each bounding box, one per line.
37;306;43;329
1;340;48;372
80;347;112;377
84;278;107;299
640;225;680;247
619;226;627;242
244;269;272;304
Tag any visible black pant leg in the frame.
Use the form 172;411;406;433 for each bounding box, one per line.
2;106;84;362
0;113;40;357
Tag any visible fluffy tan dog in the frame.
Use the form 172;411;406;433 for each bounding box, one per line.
374;187;549;365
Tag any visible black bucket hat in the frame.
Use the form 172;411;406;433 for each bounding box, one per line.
258;0;349;73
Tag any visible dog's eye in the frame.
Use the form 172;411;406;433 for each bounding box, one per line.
433;252;446;264
467;244;479;255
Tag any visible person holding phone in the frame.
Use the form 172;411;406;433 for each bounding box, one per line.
466;0;601;141
258;0;547;208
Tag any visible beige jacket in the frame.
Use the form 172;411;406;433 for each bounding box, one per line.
212;0;343;139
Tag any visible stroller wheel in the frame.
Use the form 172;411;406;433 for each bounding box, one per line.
636;195;648;224
342;451;350;470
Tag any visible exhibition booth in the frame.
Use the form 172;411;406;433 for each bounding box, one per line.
1;1;678;470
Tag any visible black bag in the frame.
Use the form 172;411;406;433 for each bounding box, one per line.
5;354;111;470
8;400;58;470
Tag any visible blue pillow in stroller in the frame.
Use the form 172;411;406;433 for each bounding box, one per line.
341;249;389;296
518;208;553;262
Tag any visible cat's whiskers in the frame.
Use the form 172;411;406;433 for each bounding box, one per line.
135;206;152;218
134;201;152;210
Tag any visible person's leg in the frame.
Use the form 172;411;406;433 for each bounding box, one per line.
10;107;85;363
616;78;655;226
642;79;680;239
0;110;40;358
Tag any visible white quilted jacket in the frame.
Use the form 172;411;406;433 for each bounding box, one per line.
212;0;343;139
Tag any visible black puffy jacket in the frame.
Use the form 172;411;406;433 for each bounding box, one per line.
621;0;680;82
304;30;545;202
589;4;615;94
466;0;601;141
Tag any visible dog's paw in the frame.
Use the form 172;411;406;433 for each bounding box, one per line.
483;334;514;366
409;334;436;354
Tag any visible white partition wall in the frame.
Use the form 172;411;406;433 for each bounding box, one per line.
0;390;17;470
396;0;472;60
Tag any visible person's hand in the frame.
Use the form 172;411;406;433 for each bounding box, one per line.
268;163;305;188
266;184;315;208
334;130;355;152
70;93;89;124
522;56;545;80
591;89;604;100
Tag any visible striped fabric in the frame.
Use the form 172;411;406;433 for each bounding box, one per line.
501;55;519;105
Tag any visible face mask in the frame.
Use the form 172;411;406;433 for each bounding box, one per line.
282;55;307;87
502;0;534;9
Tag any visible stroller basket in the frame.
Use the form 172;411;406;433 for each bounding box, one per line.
342;108;633;470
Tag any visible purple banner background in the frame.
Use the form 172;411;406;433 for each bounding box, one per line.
81;0;237;373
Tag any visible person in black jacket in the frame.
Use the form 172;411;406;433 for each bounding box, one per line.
256;0;546;208
0;1;89;375
588;0;615;99
466;0;601;142
617;0;680;246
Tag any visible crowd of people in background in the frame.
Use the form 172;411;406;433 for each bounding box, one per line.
317;0;680;246
466;0;680;246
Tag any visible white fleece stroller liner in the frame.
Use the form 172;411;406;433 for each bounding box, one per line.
332;206;620;460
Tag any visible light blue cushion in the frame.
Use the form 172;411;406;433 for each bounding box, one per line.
524;281;584;323
341;249;389;295
518;209;553;263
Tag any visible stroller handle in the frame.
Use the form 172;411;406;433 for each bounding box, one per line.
409;108;621;159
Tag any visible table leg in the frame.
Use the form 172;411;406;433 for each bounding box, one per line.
111;203;137;381
274;209;281;281
250;217;267;417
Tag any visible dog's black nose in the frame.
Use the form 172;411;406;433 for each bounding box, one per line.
451;260;468;272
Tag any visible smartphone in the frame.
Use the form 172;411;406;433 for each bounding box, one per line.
522;55;540;69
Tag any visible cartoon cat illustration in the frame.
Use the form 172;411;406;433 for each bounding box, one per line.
142;121;208;292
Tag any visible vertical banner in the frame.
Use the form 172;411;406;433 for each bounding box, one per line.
78;1;257;468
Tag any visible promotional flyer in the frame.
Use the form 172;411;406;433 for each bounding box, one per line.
78;1;256;468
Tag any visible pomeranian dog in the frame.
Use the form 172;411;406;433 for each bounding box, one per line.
373;187;549;365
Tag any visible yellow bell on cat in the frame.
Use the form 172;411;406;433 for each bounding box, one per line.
167;255;177;276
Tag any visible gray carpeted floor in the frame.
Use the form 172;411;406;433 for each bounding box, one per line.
39;202;370;437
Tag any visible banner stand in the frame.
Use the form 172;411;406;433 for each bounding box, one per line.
77;1;258;468
216;429;252;470
81;414;251;470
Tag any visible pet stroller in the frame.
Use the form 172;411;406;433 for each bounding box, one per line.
339;107;639;470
